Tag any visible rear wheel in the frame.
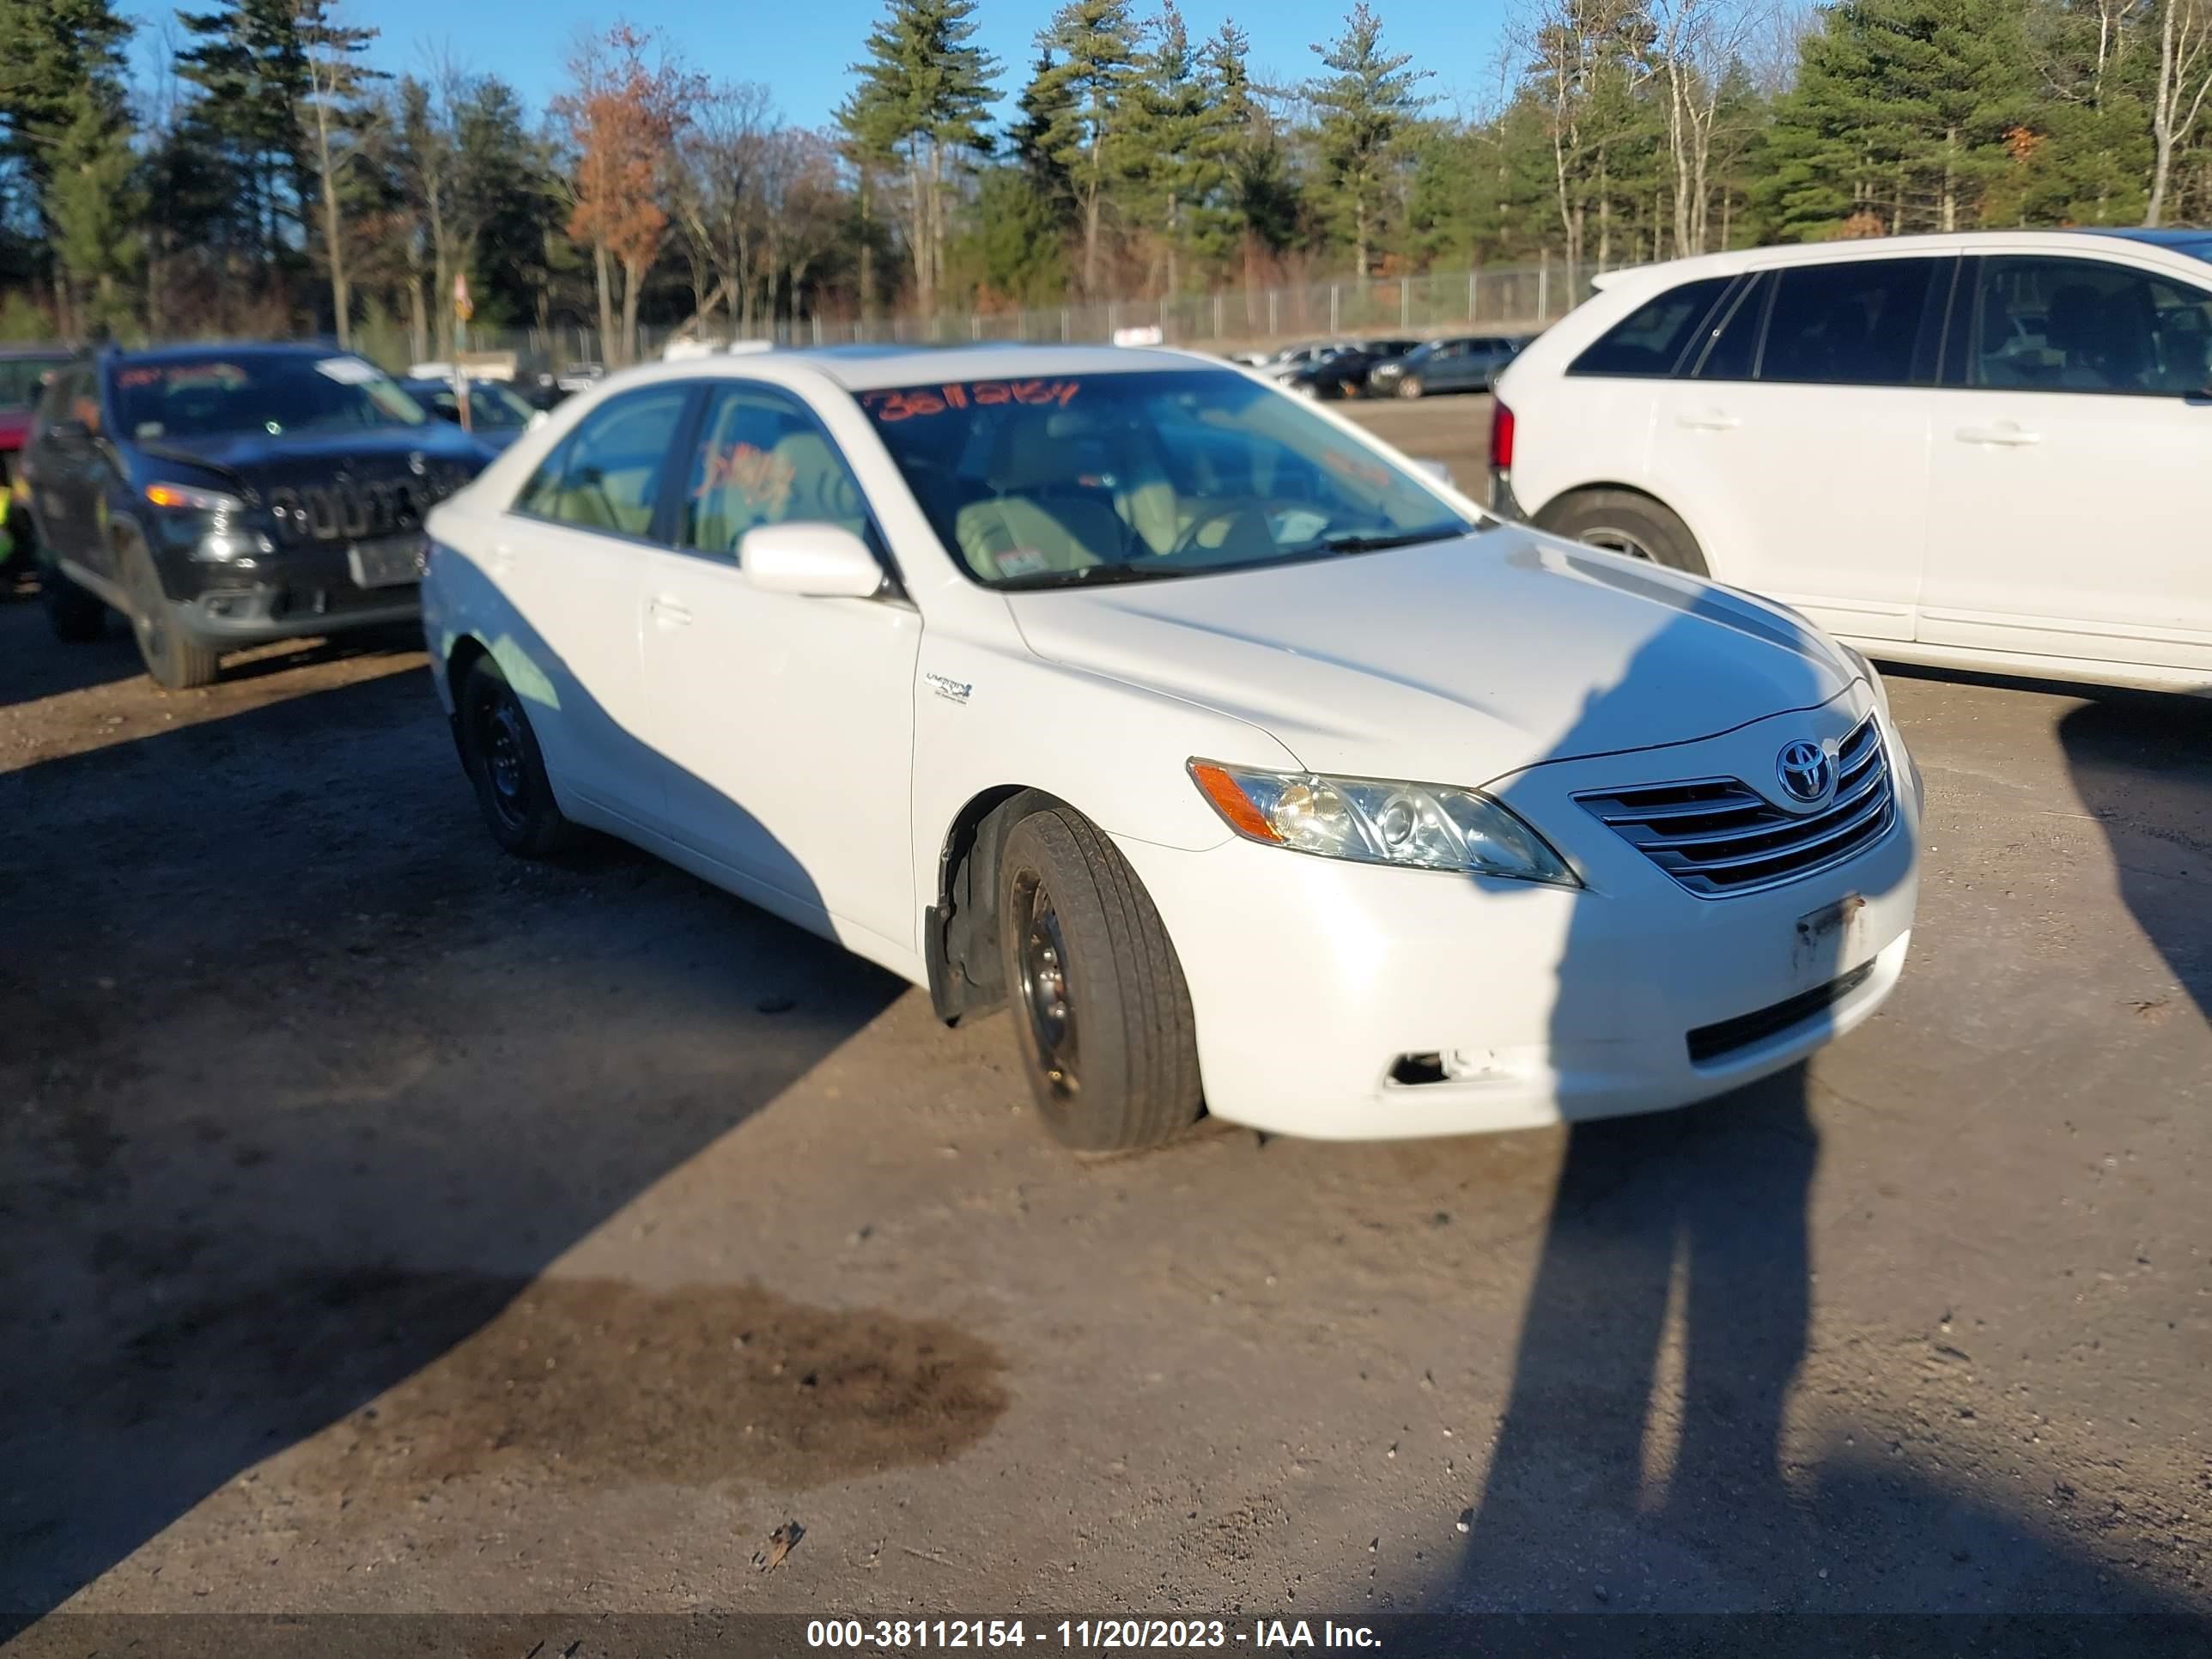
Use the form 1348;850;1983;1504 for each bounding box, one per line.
996;807;1203;1152
121;539;220;688
458;653;574;858
1536;489;1709;575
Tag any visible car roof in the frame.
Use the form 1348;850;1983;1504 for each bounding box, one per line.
738;343;1220;392
1589;228;2212;294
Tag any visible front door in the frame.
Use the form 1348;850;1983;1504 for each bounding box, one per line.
640;380;921;953
487;382;695;826
1644;257;1948;644
1920;252;2212;675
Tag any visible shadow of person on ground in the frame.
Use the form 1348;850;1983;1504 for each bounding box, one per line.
0;605;980;1634
2055;689;2212;1023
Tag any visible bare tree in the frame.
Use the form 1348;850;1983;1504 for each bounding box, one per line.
296;1;383;348
2148;0;2212;224
670;82;776;337
1650;0;1767;256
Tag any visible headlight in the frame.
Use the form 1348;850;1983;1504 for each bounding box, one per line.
145;481;245;514
1189;760;1579;887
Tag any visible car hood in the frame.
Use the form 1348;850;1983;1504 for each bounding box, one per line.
1004;530;1857;786
137;423;490;478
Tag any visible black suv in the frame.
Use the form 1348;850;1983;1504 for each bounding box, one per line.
23;343;492;688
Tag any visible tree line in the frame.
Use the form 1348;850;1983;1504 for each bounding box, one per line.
2;0;2210;362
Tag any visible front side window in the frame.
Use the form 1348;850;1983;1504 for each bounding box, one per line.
1759;258;1937;386
1969;255;2212;396
112;353;428;440
1569;276;1735;378
515;386;690;538
860;368;1475;589
679;383;871;556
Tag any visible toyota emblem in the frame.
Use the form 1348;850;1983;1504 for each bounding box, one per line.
1776;738;1834;805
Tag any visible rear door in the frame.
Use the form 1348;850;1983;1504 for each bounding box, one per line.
1919;251;2212;674
481;382;695;825
638;379;921;953
1642;255;1949;642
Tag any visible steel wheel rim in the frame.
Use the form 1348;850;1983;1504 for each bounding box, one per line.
477;690;531;832
1015;872;1079;1101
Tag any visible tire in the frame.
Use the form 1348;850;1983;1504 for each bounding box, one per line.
457;653;574;859
1535;489;1709;575
119;538;220;688
41;562;106;642
1397;375;1424;400
996;807;1204;1152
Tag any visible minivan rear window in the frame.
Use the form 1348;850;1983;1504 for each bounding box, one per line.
1568;276;1735;378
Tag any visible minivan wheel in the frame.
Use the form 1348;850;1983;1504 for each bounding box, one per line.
458;653;574;858
996;807;1204;1152
1536;489;1709;576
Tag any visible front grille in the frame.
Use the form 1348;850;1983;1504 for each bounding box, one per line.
1686;961;1875;1065
265;463;475;546
1575;716;1895;897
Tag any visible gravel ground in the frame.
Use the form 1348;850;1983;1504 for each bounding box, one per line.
2;397;2207;1650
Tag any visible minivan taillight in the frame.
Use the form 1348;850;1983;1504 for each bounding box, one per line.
1488;401;1515;471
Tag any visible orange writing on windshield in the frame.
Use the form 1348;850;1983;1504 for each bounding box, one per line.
865;380;1082;422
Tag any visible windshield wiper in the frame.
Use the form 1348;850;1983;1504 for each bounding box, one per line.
994;561;1192;592
1304;525;1468;556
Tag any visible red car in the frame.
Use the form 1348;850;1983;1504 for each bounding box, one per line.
2;347;74;575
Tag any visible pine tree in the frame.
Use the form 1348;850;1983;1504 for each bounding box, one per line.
177;0;314;293
1117;4;1233;295
840;0;1000;315
46;95;141;336
1306;3;1432;277
1206;21;1298;286
1030;0;1143;295
1764;0;2033;237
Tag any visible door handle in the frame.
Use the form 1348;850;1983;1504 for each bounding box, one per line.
1954;422;2042;447
1674;410;1741;431
648;595;693;627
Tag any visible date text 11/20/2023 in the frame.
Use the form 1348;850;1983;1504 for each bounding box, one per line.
805;1619;1382;1649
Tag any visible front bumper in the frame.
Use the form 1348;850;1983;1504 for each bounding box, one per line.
1116;692;1922;1141
167;544;422;641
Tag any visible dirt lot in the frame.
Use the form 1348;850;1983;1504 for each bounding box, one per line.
3;394;2209;1648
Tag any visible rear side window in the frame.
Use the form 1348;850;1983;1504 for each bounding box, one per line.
515;386;690;538
1690;273;1767;380
1569;276;1734;378
1967;255;2212;396
1759;258;1938;386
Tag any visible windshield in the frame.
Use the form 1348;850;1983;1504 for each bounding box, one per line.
0;356;68;411
114;354;429;441
413;380;535;429
860;368;1476;590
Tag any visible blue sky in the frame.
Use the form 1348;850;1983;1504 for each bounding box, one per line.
125;0;1516;131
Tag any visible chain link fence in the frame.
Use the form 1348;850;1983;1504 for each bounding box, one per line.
449;260;1598;374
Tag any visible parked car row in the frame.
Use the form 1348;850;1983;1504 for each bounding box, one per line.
1231;334;1534;399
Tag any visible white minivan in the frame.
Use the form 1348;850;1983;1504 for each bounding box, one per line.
1491;229;2212;694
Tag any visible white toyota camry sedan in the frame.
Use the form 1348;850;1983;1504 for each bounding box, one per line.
421;344;1922;1151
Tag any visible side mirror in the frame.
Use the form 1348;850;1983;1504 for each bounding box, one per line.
739;522;884;599
1410;458;1455;489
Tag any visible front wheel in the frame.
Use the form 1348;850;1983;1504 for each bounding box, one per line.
121;539;220;688
1397;375;1424;400
996;807;1204;1152
458;653;574;858
1535;489;1709;575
